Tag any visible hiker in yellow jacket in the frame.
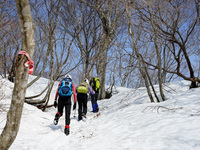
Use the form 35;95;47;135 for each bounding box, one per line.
90;77;100;113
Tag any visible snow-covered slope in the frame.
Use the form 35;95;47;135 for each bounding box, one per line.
1;76;200;150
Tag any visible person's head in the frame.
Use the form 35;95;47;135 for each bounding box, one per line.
65;74;72;81
84;78;89;85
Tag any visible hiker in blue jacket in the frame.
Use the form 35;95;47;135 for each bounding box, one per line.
53;74;77;135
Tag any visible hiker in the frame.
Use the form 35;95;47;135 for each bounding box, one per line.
53;74;77;135
76;78;95;121
90;77;100;113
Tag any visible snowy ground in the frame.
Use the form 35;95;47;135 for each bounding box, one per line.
1;75;200;150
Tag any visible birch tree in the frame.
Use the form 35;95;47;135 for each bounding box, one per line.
124;0;158;102
0;0;35;149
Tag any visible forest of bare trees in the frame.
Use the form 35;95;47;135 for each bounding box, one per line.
0;0;199;101
0;0;200;149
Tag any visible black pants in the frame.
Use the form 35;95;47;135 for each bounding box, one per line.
77;93;88;118
57;96;71;126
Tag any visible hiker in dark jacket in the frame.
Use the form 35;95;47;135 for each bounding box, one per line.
76;78;95;121
53;74;77;135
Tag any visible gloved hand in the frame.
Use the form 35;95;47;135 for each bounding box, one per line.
54;100;57;108
73;102;76;110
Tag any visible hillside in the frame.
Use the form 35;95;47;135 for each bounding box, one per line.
1;76;200;150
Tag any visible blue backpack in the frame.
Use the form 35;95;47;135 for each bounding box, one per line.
58;78;72;97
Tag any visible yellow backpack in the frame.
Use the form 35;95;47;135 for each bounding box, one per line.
77;81;88;94
91;77;100;92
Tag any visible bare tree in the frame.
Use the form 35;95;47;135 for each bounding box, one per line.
0;1;21;81
28;0;63;83
147;2;166;101
136;0;200;88
58;1;101;82
0;0;35;149
124;0;160;102
23;0;69;110
77;0;124;99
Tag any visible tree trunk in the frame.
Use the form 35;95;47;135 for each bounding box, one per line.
155;41;165;101
125;0;154;102
148;5;166;102
121;54;133;87
97;32;108;99
77;0;121;99
0;0;35;149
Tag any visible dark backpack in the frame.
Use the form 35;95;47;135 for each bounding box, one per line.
58;78;72;97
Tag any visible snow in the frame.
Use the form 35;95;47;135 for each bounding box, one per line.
1;75;200;150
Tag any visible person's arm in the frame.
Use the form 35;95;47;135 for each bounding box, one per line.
72;83;77;102
88;84;95;95
72;83;77;110
54;81;61;108
54;81;61;100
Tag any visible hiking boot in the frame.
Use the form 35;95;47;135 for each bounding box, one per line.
82;113;86;118
53;117;59;125
78;115;82;121
64;125;70;135
53;113;60;125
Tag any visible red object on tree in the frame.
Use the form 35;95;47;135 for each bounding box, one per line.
18;51;34;74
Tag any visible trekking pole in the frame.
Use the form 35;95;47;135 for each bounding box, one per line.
72;93;76;118
74;109;76;118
